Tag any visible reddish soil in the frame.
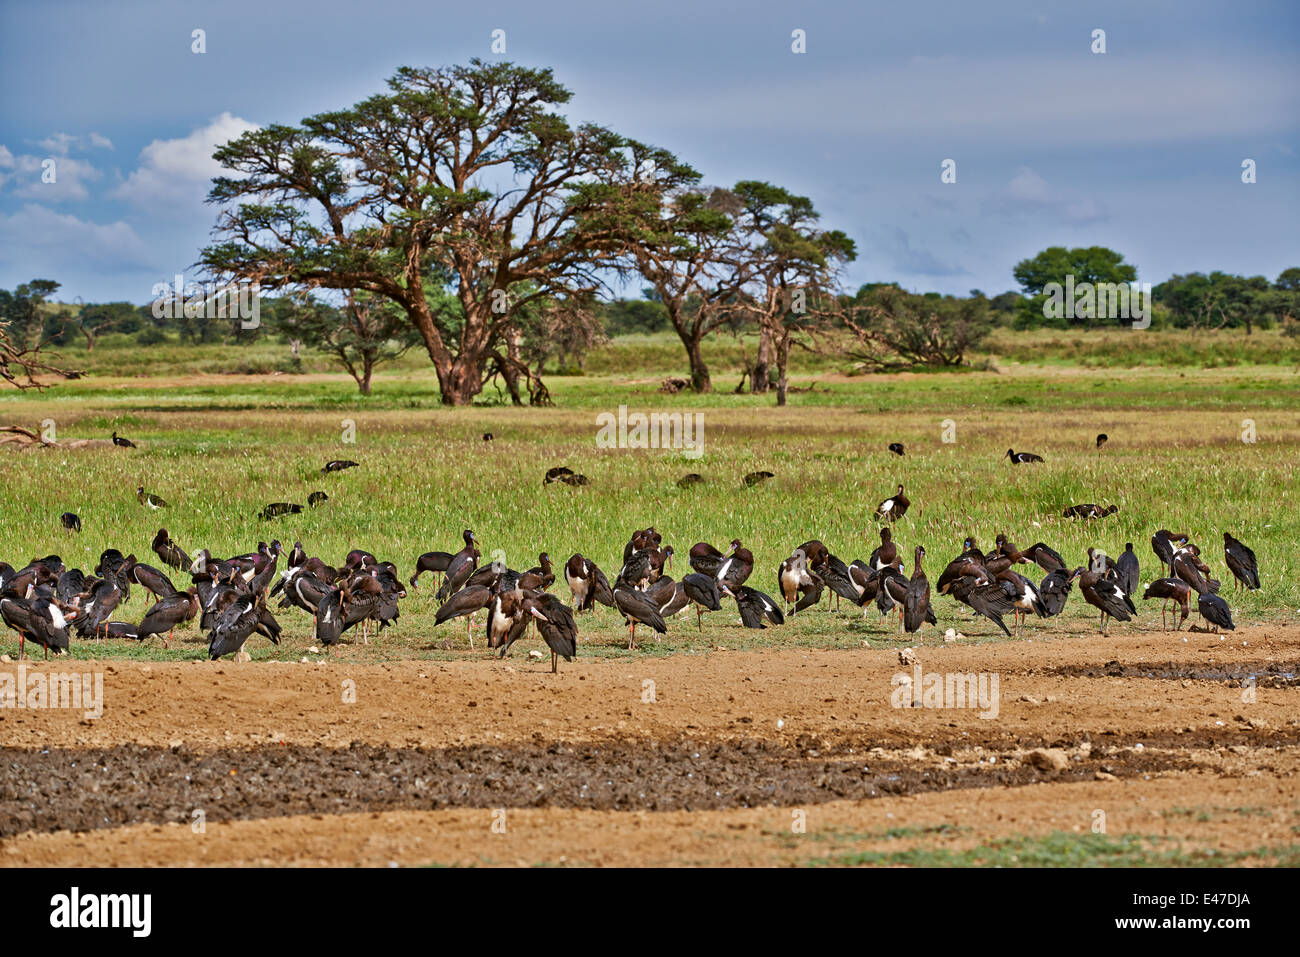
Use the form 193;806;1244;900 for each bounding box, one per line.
2;624;1297;866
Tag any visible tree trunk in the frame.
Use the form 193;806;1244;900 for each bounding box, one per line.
751;326;772;393
683;332;711;393
439;358;483;406
502;331;524;405
775;337;789;407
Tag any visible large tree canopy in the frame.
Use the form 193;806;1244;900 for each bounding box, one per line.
1012;246;1138;328
201;60;696;404
726;180;855;404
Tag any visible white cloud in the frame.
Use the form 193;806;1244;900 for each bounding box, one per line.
983;166;1109;226
38;132;79;155
0;204;148;270
0;149;101;202
35;131;113;155
113;112;260;207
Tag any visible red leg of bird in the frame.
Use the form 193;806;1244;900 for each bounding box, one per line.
696;606;702;632
166;628;173;649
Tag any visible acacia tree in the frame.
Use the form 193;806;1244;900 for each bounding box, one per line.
840;285;994;370
727;181;855;404
0;280;82;389
201;61;694;405
629;187;747;393
276;292;421;395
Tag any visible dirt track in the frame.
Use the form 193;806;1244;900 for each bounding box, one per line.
2;625;1297;866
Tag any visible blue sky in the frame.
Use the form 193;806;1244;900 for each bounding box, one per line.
1;0;1296;304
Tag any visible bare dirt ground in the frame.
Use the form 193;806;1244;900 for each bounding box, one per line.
3;624;1297;866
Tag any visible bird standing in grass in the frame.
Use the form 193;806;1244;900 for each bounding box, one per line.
137;486;168;509
1223;533;1259;592
152;528;190;570
902;546;931;636
1115;543;1140;598
137;587;199;648
111;432;136;448
1006;449;1044;464
874;484;910;523
322;459;360;474
60;512;81;533
722;583;785;629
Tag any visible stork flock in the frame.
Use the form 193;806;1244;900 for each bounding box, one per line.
0;501;1263;669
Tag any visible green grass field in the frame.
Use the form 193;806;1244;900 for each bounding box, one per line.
2;335;1298;664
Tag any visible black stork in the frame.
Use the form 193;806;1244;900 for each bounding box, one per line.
60;512;81;533
410;550;453;590
563;554;614;612
322;460;360;474
1223;533;1260;592
435;530;480;602
680;573;723;631
902;546;931;635
721;583;784;629
1115;543;1140;598
716;544;754;591
874;484;910;523
1151;530;1189;576
137;486;168;509
137;587;199;648
1071;567;1134;634
1;592;74;659
152;528;191;570
435;585;493;647
612;578;668;649
1197;592;1235;633
688;540;736;579
208;595;263;659
1006;449;1044;464
111;431;137;448
524;594;579;673
1142;578;1191;631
